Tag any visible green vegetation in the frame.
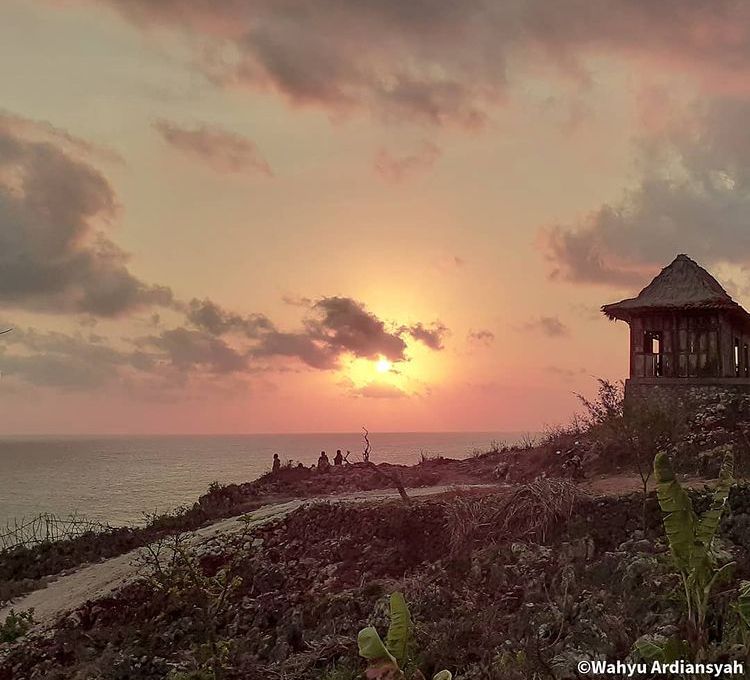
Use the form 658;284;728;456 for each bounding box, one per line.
634;450;739;663
136;521;254;680
654;450;734;652
358;592;452;680
577;379;687;530
0;607;34;643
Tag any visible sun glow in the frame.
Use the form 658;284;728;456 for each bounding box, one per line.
375;356;392;373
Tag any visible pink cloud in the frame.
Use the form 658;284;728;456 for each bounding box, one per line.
373;141;441;182
85;1;750;127
154;120;273;176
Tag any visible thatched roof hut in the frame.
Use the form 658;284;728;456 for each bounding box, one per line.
602;254;750;323
603;254;750;383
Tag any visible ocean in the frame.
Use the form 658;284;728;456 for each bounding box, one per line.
0;432;531;529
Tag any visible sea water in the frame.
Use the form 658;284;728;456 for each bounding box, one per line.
0;432;531;528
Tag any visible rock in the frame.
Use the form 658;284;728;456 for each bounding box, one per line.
631;539;654;553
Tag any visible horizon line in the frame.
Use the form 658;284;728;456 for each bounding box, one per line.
0;429;541;438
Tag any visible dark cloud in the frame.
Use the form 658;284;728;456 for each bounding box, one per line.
541;98;750;284
524;316;569;337
0;114;173;316
154;120;272;176
90;1;750;127
251;331;338;369
374;141;441;182
140;327;247;373
253;297;448;368
468;329;495;346
188;295;430;369
402;321;448;350
309;296;408;361
0;327;153;389
0;323;248;390
185;298;274;336
0;293;448;391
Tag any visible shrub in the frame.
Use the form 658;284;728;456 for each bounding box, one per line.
0;608;34;644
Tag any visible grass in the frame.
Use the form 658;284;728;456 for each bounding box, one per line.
446;479;585;554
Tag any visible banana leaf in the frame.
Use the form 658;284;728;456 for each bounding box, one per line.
634;635;667;661
736;580;750;630
634;635;686;663
695;451;734;549
385;592;412;668
359;626;397;666
654;452;696;572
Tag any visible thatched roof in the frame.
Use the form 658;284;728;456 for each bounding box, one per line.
601;254;750;322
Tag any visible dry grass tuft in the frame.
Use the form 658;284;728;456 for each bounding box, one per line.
447;478;586;554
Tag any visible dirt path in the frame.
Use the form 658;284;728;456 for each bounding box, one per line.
2;473;715;630
582;471;715;495
0;484;495;629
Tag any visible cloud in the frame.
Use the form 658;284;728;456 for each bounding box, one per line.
468;329;495;346
250;298;448;368
0;327;152;389
0;113;173;316
310;296;408;360
185;298;274;336
198;295;447;370
154;120;273;176
540;98;750;284
374;141;441;182
251;330;338;370
139;327;248;373
353;383;408;399
547;365;586;379
249;296;409;369
401;321;448;350
249;296;441;369
0;113;447;393
0;110;124;164
0;323;249;390
1;293;449;391
87;1;750;128
524;316;569;337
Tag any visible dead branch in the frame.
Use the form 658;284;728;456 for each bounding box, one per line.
362;426;412;505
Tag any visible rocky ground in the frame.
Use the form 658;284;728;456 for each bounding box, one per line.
5;384;750;678
3;478;750;679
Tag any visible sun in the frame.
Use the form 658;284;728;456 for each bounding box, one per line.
375;356;392;373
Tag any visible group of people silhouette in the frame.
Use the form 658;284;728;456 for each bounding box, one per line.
271;449;349;473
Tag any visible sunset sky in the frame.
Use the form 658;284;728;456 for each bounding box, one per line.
3;1;750;434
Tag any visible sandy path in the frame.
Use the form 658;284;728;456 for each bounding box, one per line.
0;484;492;629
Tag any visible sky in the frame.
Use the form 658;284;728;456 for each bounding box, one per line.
3;1;750;434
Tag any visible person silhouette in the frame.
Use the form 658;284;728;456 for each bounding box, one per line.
334;449;343;466
318;450;331;473
272;453;281;472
